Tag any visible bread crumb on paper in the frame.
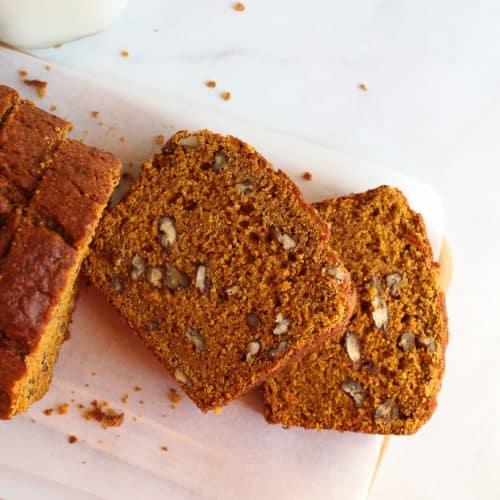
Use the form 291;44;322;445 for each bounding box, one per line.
160;446;168;452
121;393;129;404
169;388;182;408
206;80;217;88
23;79;47;98
50;105;57;112
91;111;99;118
358;83;367;92
221;91;231;101
133;386;141;392
43;408;53;416
68;435;77;444
233;2;245;11
120;50;129;57
301;172;313;181
57;403;69;415
18;69;28;77
155;134;165;145
83;400;124;429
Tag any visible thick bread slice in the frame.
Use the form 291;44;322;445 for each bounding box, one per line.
85;130;355;411
263;186;448;434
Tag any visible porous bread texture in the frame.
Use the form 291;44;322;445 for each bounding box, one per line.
0;85;121;419
263;186;448;435
85;130;355;411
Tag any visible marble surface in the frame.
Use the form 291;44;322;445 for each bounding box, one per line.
21;0;500;499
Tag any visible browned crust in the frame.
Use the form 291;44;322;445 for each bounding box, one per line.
29;139;121;249
0;85;19;126
0;85;121;419
0;100;71;196
0;223;77;418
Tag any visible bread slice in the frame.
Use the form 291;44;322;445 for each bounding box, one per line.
263;186;448;434
0;85;121;419
85;130;355;411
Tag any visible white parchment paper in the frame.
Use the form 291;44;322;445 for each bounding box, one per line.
0;46;443;500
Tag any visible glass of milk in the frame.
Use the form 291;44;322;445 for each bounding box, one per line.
0;0;128;49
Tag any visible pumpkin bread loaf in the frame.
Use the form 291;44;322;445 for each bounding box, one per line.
0;85;121;419
263;186;448;434
84;130;355;411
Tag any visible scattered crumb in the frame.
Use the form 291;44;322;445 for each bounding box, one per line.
85;383;89;387
18;69;28;77
221;91;231;101
161;413;168;418
119;136;125;142
83;400;124;429
138;400;144;405
120;50;129;57
155;134;165;145
358;83;367;92
206;80;217;88
49;105;57;112
132;416;138;422
153;28;159;32
160;446;168;452
57;403;69;415
91;371;96;376
43;408;53;416
91;111;99;118
45;65;52;71
168;388;181;407
54;43;63;48
301;171;313;181
212;406;224;415
233;2;245;11
121;172;134;182
97;439;104;445
115;434;121;439
81;460;86;464
77;403;84;409
98;120;104;126
23;79;47;98
68;435;77;444
31;418;36;423
120;393;129;404
83;129;89;135
133;386;141;392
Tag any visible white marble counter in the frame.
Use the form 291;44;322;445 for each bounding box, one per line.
25;1;500;499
